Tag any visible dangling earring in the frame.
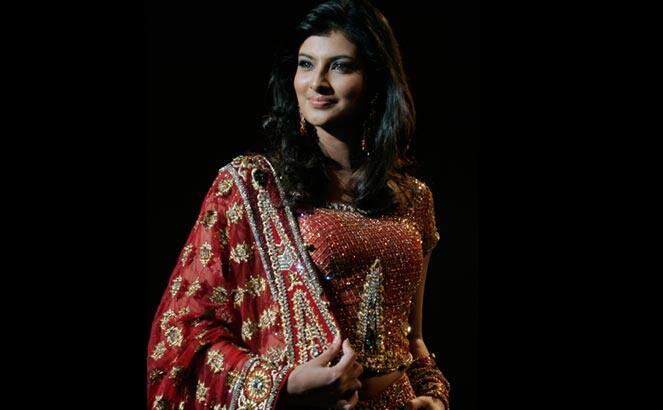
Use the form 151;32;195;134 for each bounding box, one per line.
299;112;307;136
362;95;379;157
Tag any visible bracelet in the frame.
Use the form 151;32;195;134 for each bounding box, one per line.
406;352;450;408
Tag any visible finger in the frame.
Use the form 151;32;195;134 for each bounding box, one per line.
314;334;342;365
334;339;356;370
337;390;359;410
406;397;427;409
350;362;363;379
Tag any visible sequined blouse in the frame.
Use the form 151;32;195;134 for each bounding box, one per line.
297;176;440;376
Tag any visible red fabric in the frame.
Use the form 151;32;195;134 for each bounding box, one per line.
147;155;337;409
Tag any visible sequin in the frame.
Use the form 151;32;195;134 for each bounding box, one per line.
297;176;439;375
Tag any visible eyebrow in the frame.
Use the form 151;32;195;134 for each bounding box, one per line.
298;53;355;61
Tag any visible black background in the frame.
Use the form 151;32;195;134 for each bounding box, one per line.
11;0;639;407
146;1;478;409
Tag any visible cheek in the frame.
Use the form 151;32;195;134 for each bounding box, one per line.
334;75;365;102
293;73;308;99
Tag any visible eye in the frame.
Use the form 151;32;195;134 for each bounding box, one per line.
297;60;313;70
331;61;355;73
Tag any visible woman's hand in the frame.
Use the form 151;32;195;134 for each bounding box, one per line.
282;335;364;409
406;395;447;410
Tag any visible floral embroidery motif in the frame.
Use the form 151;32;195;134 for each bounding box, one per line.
264;346;286;366
165;326;183;347
170;276;182;297
149;368;165;385
199;242;213;266
169;366;182;380
181;244;193;266
207;349;225;373
209;286;229;305
216;178;233;197
226;202;244;225
258;306;278;330
153;395;171;410
185;278;202;297
241;319;258;342
200;210;218;230
160;309;175;330
151;341;166;360
196;380;209;403
233;275;265;307
230;242;251;264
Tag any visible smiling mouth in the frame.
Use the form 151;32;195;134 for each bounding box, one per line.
309;97;337;109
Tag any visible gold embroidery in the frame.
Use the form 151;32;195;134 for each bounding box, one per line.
219;225;229;246
292;289;325;359
207;349;225;373
246;276;266;296
160;309;175;330
169;366;182;380
232;155;259;170
227;369;240;388
210;286;229;304
165;326;183;347
264;346;286;365
233;275;265;308
185;278;202;297
177;306;190;317
258;306;278;330
201;210;219;230
170;276;182;297
153;395;171;410
241;319;258;342
196;380;209;403
230;242;251;264
355;259;386;358
213;405;227;410
287;270;303;291
194;328;208;341
151;341;166;360
178;402;185;410
199;242;213;266
244;365;272;402
149;368;165;385
226;202;244;225
181;244;193;266
233;287;246;307
216;177;234;197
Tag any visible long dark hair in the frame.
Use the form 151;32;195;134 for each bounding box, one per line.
262;0;417;215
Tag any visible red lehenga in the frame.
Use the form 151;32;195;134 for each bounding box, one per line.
147;154;449;410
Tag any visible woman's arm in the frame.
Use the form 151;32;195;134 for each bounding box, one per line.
406;251;451;410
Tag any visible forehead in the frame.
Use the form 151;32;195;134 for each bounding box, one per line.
298;30;359;59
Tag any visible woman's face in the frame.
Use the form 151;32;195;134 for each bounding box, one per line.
294;30;368;130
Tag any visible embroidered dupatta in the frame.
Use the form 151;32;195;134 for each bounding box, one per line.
147;154;339;409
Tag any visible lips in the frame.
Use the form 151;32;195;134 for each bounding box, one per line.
308;96;337;108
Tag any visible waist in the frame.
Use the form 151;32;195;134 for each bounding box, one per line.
358;369;407;401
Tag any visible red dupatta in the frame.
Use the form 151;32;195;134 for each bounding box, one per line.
147;154;339;409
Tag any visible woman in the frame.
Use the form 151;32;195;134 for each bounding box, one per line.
147;1;450;409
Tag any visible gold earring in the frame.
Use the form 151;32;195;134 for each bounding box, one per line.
299;112;307;136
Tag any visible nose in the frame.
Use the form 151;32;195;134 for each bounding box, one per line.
310;68;332;94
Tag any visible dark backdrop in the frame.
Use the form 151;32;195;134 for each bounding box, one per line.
146;1;478;408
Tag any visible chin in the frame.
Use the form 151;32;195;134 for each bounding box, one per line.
306;112;336;127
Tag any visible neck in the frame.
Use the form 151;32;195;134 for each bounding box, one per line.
315;125;362;171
